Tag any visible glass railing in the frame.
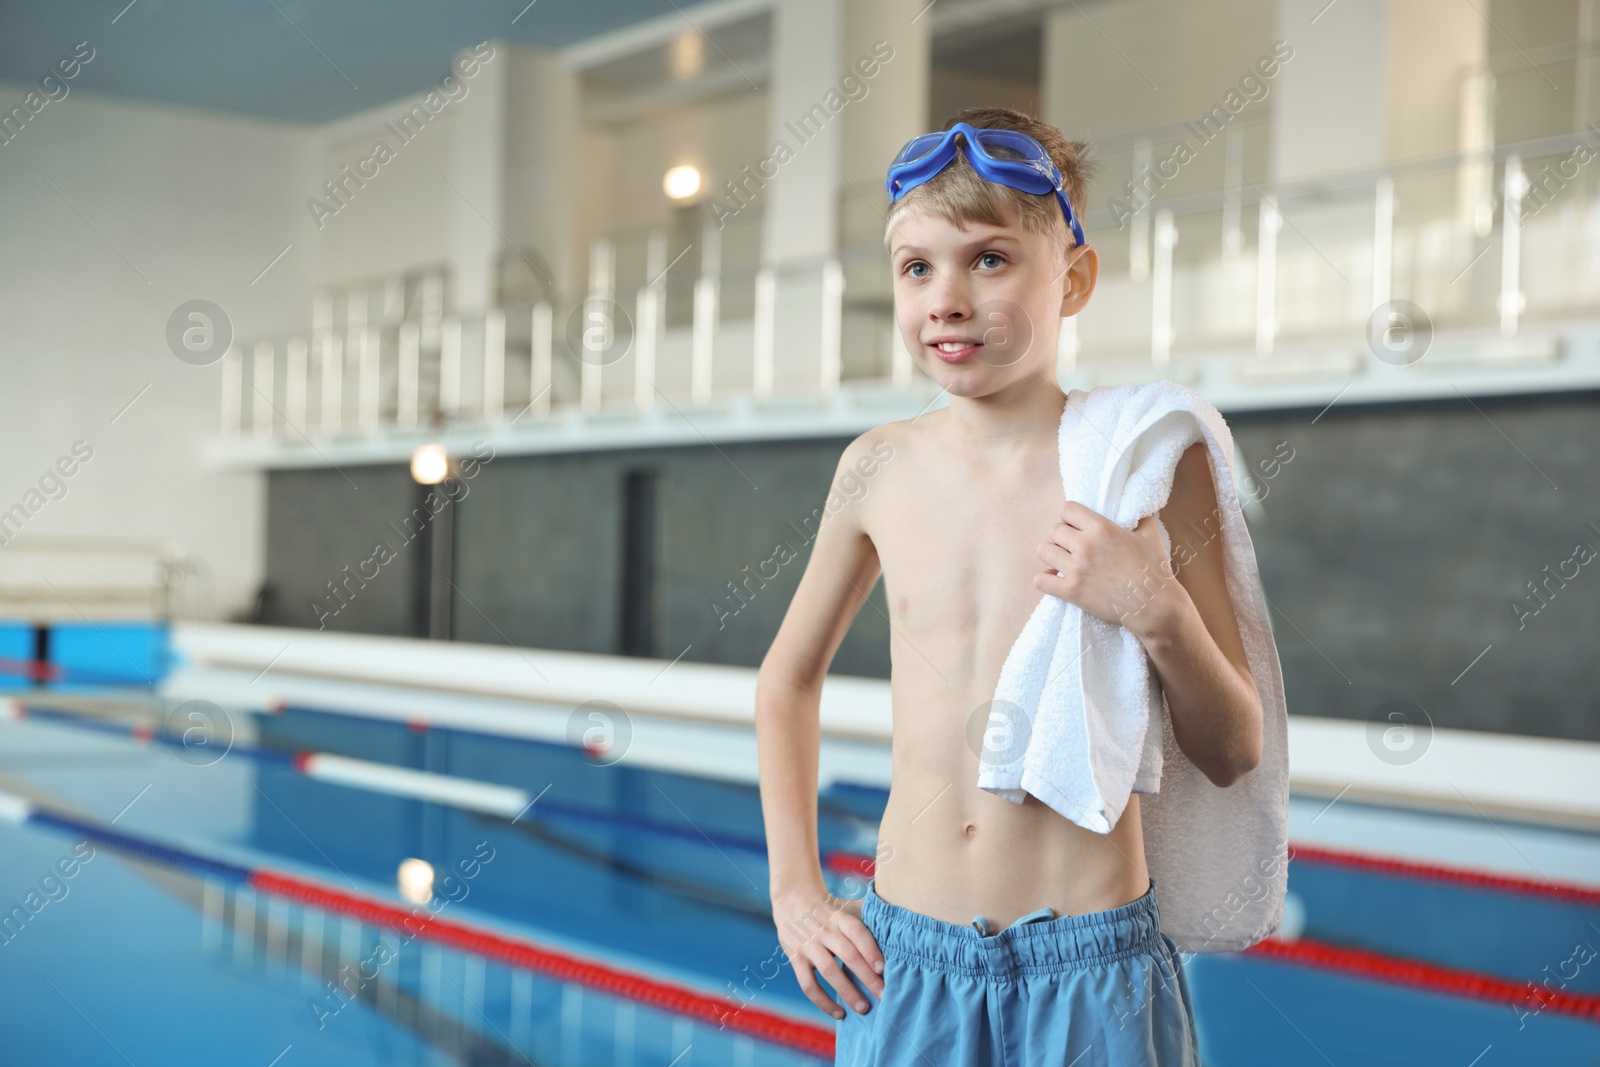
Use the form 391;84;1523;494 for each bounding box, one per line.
221;125;1600;443
1075;131;1600;370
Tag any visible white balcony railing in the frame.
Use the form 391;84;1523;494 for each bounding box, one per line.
223;127;1600;445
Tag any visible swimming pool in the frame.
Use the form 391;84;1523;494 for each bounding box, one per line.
0;696;847;1065
3;620;1599;1065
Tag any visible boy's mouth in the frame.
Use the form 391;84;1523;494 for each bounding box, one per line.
928;336;982;363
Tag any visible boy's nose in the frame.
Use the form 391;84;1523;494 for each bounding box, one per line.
927;287;973;324
919;264;973;320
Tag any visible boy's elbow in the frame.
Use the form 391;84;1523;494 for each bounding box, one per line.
1212;734;1263;789
1226;748;1262;788
1205;763;1240;790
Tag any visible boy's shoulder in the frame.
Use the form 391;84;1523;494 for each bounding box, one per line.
821;419;920;531
838;415;920;472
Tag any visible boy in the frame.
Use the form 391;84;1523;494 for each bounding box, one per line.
755;106;1263;1065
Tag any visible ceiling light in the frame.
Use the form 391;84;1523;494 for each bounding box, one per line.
664;164;701;200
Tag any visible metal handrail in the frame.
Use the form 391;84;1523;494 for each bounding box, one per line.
1083;127;1600;227
0;537;191;622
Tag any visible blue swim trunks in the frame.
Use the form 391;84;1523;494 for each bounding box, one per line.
831;878;1200;1066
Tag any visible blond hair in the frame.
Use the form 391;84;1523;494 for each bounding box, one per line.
883;106;1096;266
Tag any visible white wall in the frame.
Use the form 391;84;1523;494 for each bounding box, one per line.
307;86;458;290
762;0;844;262
1043;0;1282;143
1271;0;1389;184
0;40;621;626
0;82;312;622
0;37;760;629
308;43;584;307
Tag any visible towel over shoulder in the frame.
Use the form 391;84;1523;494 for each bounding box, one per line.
976;380;1290;953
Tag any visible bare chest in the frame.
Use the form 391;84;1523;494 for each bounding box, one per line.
868;445;1066;672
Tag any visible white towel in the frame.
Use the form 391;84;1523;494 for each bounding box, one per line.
976;381;1290;953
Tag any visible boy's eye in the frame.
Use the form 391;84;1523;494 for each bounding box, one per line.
901;254;1002;278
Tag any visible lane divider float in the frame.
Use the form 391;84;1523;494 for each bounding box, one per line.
4;698;542;822
17;697;1600;909
2;698;789;860
0;789;835;1057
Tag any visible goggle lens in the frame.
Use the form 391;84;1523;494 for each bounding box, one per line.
891;132;947;169
889;127;1057;183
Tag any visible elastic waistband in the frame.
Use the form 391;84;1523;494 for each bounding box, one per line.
862;878;1166;978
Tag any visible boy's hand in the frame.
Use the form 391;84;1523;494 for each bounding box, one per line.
772;888;885;1019
1035;501;1183;639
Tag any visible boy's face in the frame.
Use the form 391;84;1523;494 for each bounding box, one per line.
888;203;1097;398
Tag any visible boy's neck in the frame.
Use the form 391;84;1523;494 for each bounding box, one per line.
933;378;1071;458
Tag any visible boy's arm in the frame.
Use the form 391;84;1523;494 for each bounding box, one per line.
1038;441;1263;786
1139;441;1264;787
756;435;887;1018
757;439;881;897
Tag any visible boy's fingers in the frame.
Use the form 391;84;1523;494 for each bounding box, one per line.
836;917;886;992
811;951;868;1016
794;966;844;1020
827;938;884;1002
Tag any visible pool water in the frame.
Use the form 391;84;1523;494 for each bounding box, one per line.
0;697;841;1066
3;686;1599;1066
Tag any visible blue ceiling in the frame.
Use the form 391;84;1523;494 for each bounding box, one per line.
0;0;699;124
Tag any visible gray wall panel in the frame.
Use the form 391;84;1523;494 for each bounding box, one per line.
654;438;891;678
262;465;424;636
259;391;1598;742
449;448;629;652
1230;391;1599;744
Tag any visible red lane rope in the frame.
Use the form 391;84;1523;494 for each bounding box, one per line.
248;871;835;1057
0;655;63;682
1282;842;1600;907
825;852;876;879
1244;935;1600;1022
15;689;1596;1034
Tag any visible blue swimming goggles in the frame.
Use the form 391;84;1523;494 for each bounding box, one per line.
884;121;1088;249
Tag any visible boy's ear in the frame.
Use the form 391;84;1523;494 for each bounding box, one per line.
1058;245;1099;318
